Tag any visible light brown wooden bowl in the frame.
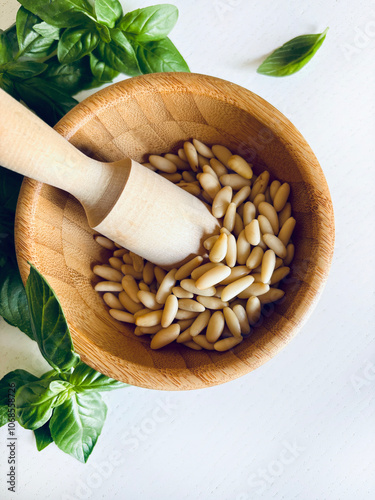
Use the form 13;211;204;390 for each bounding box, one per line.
15;73;334;390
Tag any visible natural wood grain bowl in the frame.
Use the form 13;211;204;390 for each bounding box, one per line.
15;73;334;390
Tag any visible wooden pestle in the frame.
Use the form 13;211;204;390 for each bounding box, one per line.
0;89;219;267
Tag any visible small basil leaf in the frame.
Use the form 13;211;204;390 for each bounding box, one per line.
15;379;59;430
68;361;127;392
0;370;38;426
4;61;47;79
18;0;95;28
96;24;111;43
50;392;107;463
57;26;99;64
14;78;78;126
135;37;189;73
0;266;33;339
42;56;96;94
0;30;12;65
33;22;60;40
50;380;75;406
16;7;57;59
257;28;329;77
119;4;178;41
25;264;80;372
95;0;123;29
34;422;53;451
96;29;140;76
89;51;118;82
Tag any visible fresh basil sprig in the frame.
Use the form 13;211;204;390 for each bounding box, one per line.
257;28;328;77
0;264;127;461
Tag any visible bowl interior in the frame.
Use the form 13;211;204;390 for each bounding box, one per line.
15;73;334;390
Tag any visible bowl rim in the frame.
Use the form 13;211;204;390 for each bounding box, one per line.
15;72;335;390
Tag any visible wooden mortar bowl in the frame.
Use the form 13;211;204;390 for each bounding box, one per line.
15;73;334;390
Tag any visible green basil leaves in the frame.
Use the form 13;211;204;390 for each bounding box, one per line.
257;28;328;77
119;4;178;41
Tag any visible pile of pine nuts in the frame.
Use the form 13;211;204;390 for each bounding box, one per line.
93;139;295;352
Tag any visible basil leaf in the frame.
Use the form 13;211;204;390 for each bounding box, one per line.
15;379;70;430
0;266;33;339
50;392;107;463
95;0;123;29
119;4;178;42
4;61;47;79
18;0;95;28
89;51;118;82
0;30;12;65
135;37;189;73
257;28;329;77
0;73;15;96
96;24;111;43
25;264;80;372
34;421;53;451
68;361;127;392
96;29;140;76
14;78;78;126
16;7;57;59
42;56;96;94
0;369;38;426
33;22;60;40
57;26;99;64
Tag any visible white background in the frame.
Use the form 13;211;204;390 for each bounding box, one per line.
1;0;375;499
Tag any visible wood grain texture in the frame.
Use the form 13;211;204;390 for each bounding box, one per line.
14;73;335;390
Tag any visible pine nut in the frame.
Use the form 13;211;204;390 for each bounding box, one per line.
246;296;261;325
172;286;194;299
220;174;251;190
139;325;162;334
178;299;205;312
138;290;163;310
222;202;236;232
270;266;290;285
161;294;179;327
180;278;216;296
113;248;127;257
193;335;215;350
123;253;132;264
176;327;193;343
118;291;144;314
184;141;199;171
233;212;244;238
204;235;219;250
159;172;182;183
93;265;123;282
243;202;256;225
244;219;260;246
209;233;228;263
183;341;202;350
193;139;214;158
206;310;225;343
108;257;123;271
223;307;242;338
220;227;231;236
212;144;232;166
129;252;144;272
226;234;237;268
175;256;204;281
150;324;180;349
265;187;272;205
175;310;199;320
142;261;155;285
155;269;177;304
263;234;287;259
176;319;195;331
238;282;270;299
178;183;201;196
221;275;255;302
202;164;219;179
232;304;251;335
236;229;250;265
142;162;156;171
270;180;281;201
103;292;123;310
135;309;163;327
253;193;266;210
212;186;233;218
278;217;296;247
220;266;250;285
109;309;135;323
196;296;228;310
121;264;143;280
182;170;196;182
284;243;295;266
164;153;190;170
246;247;264;269
94;235;116;249
258;202;279;234
122;275;140;303
227;155;253;179
191;262;219;280
259;288;285;304
198;154;210;168
278;202;292;227
95;281;123;292
258;215;274;235
178;148;188;162
232;186;251;207
195;265;231;290
149;155;177;173
210;158;228;177
260;249;276;284
199;172;221;199
273;182;290;212
275;257;283;270
214;336;242;351
190;310;211;336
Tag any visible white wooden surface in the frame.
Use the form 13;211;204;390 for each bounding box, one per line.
1;0;374;499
